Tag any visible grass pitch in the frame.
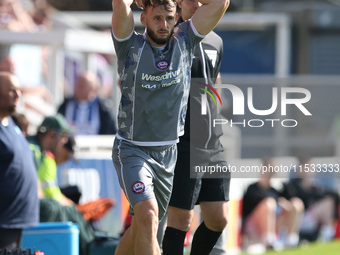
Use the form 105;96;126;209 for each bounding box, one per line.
260;240;340;255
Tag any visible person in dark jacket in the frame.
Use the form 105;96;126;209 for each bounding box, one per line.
0;72;39;249
242;158;304;250
281;156;339;242
58;71;117;135
162;0;230;254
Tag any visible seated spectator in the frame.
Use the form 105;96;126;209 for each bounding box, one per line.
12;112;79;202
58;71;117;135
12;112;79;200
53;134;83;204
38;134;94;255
27;114;76;206
242;158;304;251
11;99;112;255
282;156;339;242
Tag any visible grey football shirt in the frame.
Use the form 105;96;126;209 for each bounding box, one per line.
112;20;204;146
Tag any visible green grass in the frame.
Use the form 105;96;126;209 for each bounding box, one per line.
184;240;340;255
245;240;340;255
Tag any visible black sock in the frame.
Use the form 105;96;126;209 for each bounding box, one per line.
162;227;187;255
190;222;222;255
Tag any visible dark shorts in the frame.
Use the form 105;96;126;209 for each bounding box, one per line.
169;139;230;210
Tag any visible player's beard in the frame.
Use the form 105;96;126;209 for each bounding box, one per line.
147;27;174;46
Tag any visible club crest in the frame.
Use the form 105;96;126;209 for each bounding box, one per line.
132;181;145;194
156;60;169;70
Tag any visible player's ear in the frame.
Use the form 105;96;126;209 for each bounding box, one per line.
141;12;146;26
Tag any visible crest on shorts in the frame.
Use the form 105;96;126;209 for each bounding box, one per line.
132;181;145;194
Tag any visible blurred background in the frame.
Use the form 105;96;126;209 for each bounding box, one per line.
2;0;340;158
1;0;339;253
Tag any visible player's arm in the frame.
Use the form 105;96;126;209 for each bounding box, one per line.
112;0;136;39
192;0;229;36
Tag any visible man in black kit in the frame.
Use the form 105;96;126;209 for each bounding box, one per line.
162;0;230;254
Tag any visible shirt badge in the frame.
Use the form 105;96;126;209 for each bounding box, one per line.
156;60;169;70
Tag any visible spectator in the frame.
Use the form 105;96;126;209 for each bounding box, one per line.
57;71;117;135
241;158;304;251
27;114;75;206
11;111;80;201
24;114;115;255
282;156;339;242
0;71;39;249
22;114;99;255
54;135;83;204
48;134;82;204
38;135;114;255
38;134;96;255
0;51;54;132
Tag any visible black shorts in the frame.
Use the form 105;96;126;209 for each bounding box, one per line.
169;139;230;210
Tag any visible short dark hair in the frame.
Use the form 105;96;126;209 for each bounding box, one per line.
143;0;177;11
